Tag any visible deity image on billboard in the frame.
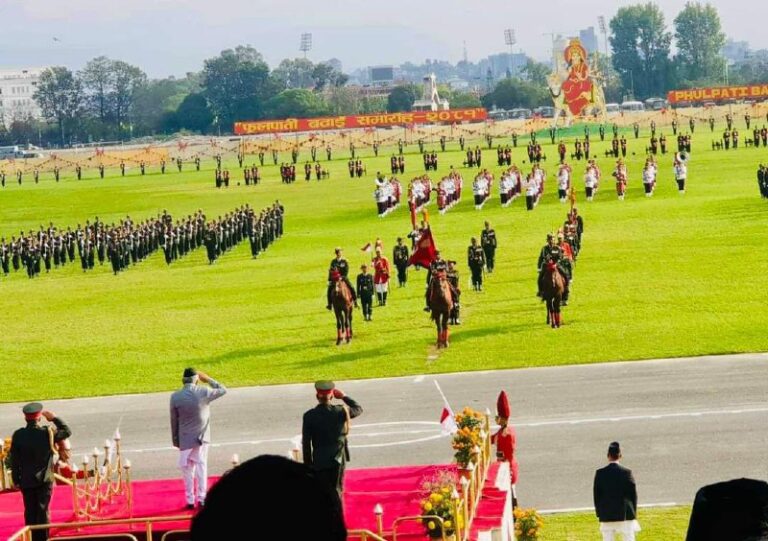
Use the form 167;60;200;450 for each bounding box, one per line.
547;38;606;126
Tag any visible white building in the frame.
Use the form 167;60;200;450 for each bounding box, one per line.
0;68;46;127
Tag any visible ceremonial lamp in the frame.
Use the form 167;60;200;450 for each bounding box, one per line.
71;430;133;520
373;503;384;538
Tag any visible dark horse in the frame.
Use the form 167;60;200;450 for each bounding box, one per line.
540;261;566;328
428;271;454;348
331;277;354;345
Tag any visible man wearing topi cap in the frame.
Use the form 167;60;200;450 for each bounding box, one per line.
170;368;227;509
302;381;362;507
10;403;72;541
593;441;639;541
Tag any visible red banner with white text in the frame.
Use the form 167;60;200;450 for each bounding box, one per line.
667;84;768;104
233;108;488;135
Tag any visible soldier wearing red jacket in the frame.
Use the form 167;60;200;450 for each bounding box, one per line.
491;391;519;509
372;248;391;306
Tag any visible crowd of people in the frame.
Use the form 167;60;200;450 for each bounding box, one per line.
204;203;284;264
525;164;547;210
499;166;523;207
408;176;432;211
472;171;493;209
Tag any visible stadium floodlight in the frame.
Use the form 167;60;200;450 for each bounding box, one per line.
503;29;516;47
300;33;313;58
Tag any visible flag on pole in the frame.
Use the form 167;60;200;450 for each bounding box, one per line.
361;242;372;253
440;405;458;435
408;227;437;269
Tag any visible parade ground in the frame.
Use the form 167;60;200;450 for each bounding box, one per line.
0;122;767;403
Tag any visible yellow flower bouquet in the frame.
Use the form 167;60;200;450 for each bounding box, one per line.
513;507;544;541
420;471;463;539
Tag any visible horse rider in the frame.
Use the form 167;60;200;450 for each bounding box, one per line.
326;248;357;310
536;233;570;305
424;251;448;311
446;260;461;324
467;237;486;291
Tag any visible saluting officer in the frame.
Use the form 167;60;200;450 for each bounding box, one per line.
467;237;485;291
10;403;72;541
326;248;357;310
302;381;363;507
480;221;497;273
392;237;410;287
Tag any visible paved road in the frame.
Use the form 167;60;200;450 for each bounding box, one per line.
2;354;767;511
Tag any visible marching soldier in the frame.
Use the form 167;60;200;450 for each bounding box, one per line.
177;157;183;172
302;382;362;512
161;159;166;174
356;264;374;321
10;403;72;541
99;164;105;178
120;161;126;176
372;248;391;306
467;237;485;291
393;237;409;287
480;221;497;273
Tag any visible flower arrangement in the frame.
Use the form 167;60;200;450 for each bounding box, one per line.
452;407;484;468
514;507;544;541
420;471;463;539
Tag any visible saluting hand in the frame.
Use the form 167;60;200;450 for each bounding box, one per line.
196;371;211;384
41;410;56;421
332;389;346;399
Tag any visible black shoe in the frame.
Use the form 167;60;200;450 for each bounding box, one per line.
423;307;430;312
326;305;332;310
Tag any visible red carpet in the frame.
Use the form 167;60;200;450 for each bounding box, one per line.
0;464;510;540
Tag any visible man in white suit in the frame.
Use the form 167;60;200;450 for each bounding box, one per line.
170;368;227;509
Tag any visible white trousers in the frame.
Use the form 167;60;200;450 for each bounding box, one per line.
178;444;208;505
600;520;640;541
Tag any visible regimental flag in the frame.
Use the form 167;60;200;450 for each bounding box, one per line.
408;227;437;269
440;405;458;435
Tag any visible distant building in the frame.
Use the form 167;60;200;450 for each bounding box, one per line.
478;53;527;81
722;39;750;65
579;27;599;55
0;68;45;127
369;65;395;86
325;58;343;73
412;73;449;111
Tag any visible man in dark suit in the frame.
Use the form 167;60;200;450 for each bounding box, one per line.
10;403;72;541
302;381;362;504
593;441;639;541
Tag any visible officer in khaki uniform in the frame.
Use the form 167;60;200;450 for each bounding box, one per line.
10;403;72;541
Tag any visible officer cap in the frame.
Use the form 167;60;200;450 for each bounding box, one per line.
183;367;197;378
23;402;43;418
314;380;335;393
360;264;367;269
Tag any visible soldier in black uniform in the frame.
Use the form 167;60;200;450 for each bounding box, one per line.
423;251;448;311
599;124;605;141
356;264;374;321
467;237;485;291
536;233;570;304
758;164;766;198
447;260;461;324
10;403;72;541
392;237;409;287
326;248;357;310
302;381;362;508
480;221;497;273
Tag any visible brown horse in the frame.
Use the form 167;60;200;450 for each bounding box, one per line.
540;261;566;328
428;271;454;347
331;278;354;345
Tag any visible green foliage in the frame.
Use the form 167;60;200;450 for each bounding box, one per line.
482;78;548;110
449;92;482;109
387;85;420;112
201;45;278;128
264;89;328;119
609;3;673;100
34;66;85;145
175;93;213;134
673;2;726;85
0;122;766;402
521;59;551;88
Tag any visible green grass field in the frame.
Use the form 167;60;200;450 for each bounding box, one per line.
0;125;766;402
542;506;691;540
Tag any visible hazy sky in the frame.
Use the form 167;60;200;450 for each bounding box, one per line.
0;0;762;78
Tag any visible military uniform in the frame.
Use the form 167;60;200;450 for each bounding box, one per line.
393;242;409;287
327;256;357;308
467;244;485;291
447;264;461;324
10;403;72;541
356;270;374;321
480;227;497;273
537;242;570;304
302;382;363;500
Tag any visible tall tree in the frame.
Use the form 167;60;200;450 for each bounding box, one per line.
201;46;278;132
272;58;316;89
610;3;673;100
311;63;348;91
264;89;328;119
80;56;114;125
387;85;420;112
175;93;213;133
110;60;147;136
673;2;726;85
481;78;548;110
34;66;84;145
520;59;550;87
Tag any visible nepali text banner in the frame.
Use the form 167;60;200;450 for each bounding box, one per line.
667;84;768;104
233;108;488;135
